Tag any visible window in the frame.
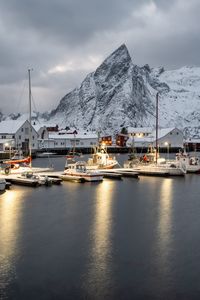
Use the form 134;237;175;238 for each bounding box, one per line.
21;128;23;132
32;136;35;140
177;132;179;135
25;128;29;135
19;135;21;140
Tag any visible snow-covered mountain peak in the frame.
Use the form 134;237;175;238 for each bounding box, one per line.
3;44;200;137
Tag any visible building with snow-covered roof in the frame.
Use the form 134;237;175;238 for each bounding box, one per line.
127;127;183;149
127;127;153;137
38;131;98;150
0;119;38;153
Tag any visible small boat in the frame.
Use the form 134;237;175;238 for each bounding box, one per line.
124;152;186;176
4;156;32;166
86;145;119;170
6;174;40;187
129;163;186;176
0;178;6;192
173;150;200;173
124;92;186;177
60;161;103;182
5;172;53;187
19;172;53;186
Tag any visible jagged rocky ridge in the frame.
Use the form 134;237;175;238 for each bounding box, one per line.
50;44;156;133
49;44;200;136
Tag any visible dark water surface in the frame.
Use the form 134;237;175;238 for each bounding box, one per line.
1;155;200;299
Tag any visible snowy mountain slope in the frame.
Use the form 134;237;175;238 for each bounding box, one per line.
149;66;200;128
49;44;200;136
50;44;156;133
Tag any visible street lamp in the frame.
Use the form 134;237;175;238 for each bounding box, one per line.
165;142;169;160
5;142;11;159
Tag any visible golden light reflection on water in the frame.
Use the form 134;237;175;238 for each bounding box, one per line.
0;188;30;295
157;178;173;270
85;180;115;296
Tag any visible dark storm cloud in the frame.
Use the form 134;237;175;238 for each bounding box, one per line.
0;0;145;45
0;0;200;113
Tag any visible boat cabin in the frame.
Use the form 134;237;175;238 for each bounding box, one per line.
65;161;87;173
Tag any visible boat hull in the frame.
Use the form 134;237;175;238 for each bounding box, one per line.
60;173;103;182
130;165;185;176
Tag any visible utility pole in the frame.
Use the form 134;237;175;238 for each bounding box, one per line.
156;92;159;164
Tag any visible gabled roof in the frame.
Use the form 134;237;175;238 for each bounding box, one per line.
0;120;26;134
150;128;182;139
32;123;47;132
49;132;98;139
127;127;153;134
128;128;182;143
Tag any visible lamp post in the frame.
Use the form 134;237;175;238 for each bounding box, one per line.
165;142;169;160
5;142;11;159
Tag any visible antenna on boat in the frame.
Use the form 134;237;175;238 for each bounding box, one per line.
155;92;159;164
28;68;33;167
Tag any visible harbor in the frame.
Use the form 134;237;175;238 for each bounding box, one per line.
1;0;200;298
1;154;200;299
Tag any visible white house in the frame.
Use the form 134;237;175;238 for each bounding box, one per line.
38;131;98;150
127;127;184;149
127;127;153;138
0;120;38;152
32;123;49;139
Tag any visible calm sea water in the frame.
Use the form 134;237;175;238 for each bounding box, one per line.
1;155;200;299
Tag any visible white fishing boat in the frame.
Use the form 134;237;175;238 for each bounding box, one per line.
124;93;186;177
61;161;103;182
6;171;53;187
129;163;186;176
86;145;119;170
172;150;200;173
1;70;54;176
19;172;53;186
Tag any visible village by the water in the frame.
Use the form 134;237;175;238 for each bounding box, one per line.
0;113;200;193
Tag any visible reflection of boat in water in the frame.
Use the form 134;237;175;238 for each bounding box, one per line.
86;146;119;170
61;161;103;182
37;152;58;158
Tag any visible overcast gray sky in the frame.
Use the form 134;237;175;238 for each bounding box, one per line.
0;0;200;114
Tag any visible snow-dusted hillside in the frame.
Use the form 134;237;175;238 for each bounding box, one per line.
148;66;200;130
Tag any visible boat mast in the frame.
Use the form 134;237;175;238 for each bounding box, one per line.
155;92;159;164
28;68;32;167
